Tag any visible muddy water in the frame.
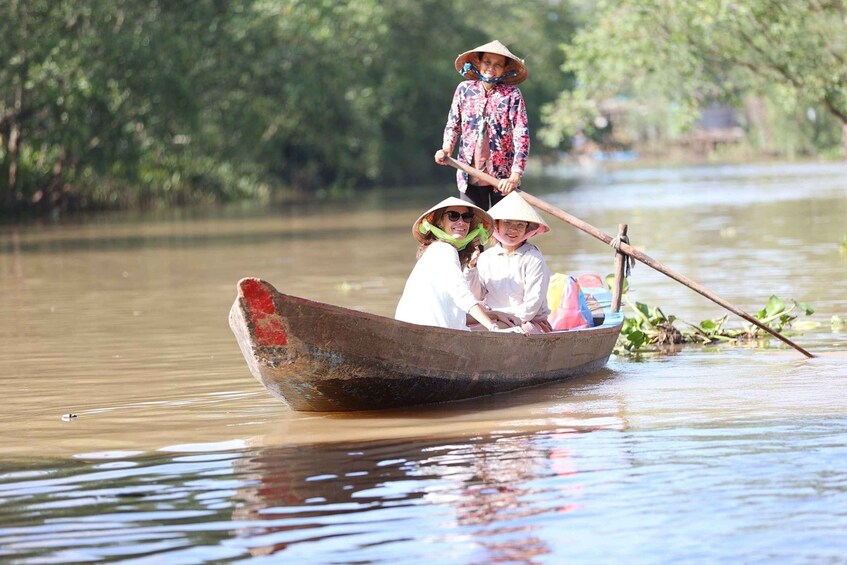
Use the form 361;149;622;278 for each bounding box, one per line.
1;162;846;562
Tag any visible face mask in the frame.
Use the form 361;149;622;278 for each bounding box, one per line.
461;62;518;84
419;219;490;250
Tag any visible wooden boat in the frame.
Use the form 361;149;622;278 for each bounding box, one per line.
229;277;624;412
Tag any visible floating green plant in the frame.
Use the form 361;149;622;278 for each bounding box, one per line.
614;294;817;355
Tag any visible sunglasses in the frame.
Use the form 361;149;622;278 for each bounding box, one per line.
444;211;475;222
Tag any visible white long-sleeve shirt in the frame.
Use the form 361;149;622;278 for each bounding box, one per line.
395;241;479;330
466;242;551;323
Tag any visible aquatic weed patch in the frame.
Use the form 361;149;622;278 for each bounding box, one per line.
615;294;818;355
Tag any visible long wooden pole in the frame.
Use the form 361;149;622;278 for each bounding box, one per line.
442;156;815;358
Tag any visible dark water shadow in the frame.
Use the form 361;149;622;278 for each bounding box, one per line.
316;366;620;420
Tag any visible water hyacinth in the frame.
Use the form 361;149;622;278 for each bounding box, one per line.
613;291;818;355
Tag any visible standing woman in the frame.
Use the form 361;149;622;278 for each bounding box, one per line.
434;40;530;210
395;197;503;332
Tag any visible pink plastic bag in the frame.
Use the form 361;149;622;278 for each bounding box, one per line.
576;273;604;289
547;274;594;330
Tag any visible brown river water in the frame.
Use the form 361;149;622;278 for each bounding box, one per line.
1;162;846;562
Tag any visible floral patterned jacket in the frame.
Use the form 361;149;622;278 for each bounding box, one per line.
442;80;530;192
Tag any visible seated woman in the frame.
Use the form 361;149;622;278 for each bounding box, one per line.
395;197;504;332
466;192;552;334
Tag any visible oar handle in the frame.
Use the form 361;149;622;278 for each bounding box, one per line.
443;155;500;187
441;156;815;358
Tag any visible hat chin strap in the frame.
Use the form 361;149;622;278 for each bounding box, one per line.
461;62;518;84
419;219;490;250
491;226;543;246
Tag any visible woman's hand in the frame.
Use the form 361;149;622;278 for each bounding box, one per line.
492;326;526;334
497;172;521;194
491;311;521;327
434;147;451;165
468;247;481;269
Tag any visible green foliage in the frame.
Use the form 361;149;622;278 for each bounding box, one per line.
617;300;682;352
752;295;814;334
684;315;737;345
542;0;847;155
8;0;845;215
615;294;818;355
604;272;628;295
0;0;250;211
0;0;581;215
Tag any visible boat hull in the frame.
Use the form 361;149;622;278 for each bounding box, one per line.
229;278;623;412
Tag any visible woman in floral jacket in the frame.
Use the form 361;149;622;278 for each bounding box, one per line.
435;40;530;211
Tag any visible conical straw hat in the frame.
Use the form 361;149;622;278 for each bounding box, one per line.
411;196;494;244
454;40;528;86
487;192;549;236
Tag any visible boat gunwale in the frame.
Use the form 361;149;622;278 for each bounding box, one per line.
236;277;624;344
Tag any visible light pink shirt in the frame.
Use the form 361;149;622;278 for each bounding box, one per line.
466;242;550;323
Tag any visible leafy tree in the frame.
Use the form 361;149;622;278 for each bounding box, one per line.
541;0;847;156
237;0;463;191
0;0;582;215
0;0;238;211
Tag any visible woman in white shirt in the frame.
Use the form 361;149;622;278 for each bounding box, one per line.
395;197;503;332
466;192;552;334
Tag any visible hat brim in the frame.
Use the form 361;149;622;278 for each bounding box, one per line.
412;196;494;244
487;192;549;236
454;40;528;86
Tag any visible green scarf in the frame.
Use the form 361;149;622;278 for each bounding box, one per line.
419;219;490;250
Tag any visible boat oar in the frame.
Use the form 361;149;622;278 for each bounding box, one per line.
441;155;815;358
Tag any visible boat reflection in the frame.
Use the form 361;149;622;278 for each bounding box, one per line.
232;427;608;561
